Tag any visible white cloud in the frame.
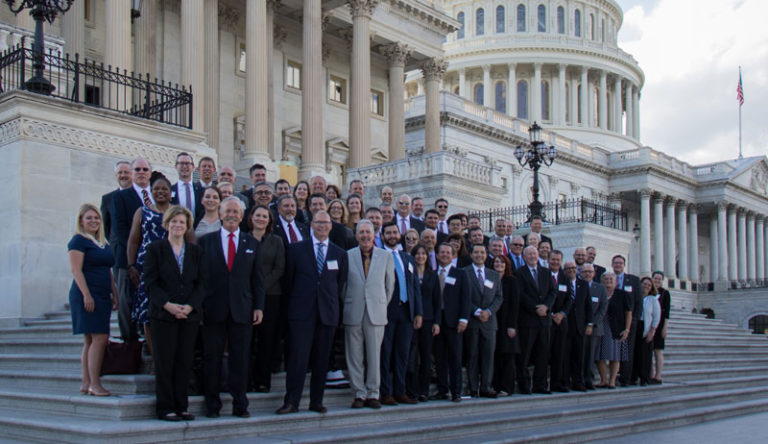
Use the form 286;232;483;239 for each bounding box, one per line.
618;0;768;164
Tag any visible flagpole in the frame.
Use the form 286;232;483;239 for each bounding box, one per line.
738;66;743;159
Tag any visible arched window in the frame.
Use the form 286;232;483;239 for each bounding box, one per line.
601;18;606;41
565;82;570;123
474;83;484;105
517;4;526;32
517;80;528;119
557;6;565;34
496;6;505;33
574;10;581;37
541;80;550;121
590;13;596;40
457;12;465;39
476;8;485;36
537;5;546;32
495;81;506;112
577;84;582;123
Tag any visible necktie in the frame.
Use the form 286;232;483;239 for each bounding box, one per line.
570;282;575;301
316;243;325;275
363;251;371;278
430;252;437;271
552;274;557;288
400;217;407;235
531;267;538;287
288;223;298;243
502;242;509;256
439;221;445;233
477;268;484;287
393;251;408;303
227;232;235;272
438;268;446;309
141;189;151;207
185;182;193;212
618;274;624;289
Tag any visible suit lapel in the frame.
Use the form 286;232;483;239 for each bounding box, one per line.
163;240;182;279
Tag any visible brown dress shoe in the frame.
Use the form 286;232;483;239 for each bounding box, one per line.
365;398;382;409
380;394;398;406
394;394;418;404
308;403;327;414
351;398;366;408
275;404;298;415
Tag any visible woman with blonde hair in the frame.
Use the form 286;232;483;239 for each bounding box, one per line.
68;203;118;396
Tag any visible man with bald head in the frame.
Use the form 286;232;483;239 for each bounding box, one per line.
380;186;394;206
394;194;425;236
217;166;237;184
310;176;327;195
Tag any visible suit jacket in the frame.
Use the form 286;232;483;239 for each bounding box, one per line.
385;250;423;321
565;278;593;336
273;218;310;248
593;264;606;282
258;233;285;296
587;281;609;336
100;188;119;248
553;274;574;318
514;264;557;328
617;273;642;317
439;265;472;327
464;265;503;331
284;239;348;326
111;187;143;268
143;239;206;323
418;269;442;324
198;230;265;324
330;221;356;250
343;247;394;326
171;181;205;224
498;275;520;353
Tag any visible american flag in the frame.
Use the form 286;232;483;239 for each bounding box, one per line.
737;71;744;106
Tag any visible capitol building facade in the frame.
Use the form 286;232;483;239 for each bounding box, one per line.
0;0;767;329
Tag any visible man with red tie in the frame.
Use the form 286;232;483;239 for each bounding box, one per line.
273;195;309;247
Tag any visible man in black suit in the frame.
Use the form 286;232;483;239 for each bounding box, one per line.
198;197;265;418
464;244;503;398
586;246;606;282
273;195;309;247
613;255;641;386
197;156;217;188
309;193;355;249
527;215;552;248
563;262;593;391
549;261;574;392
514;245;557;394
276;211;348;414
394;194;426;235
111;157;153;341
239;163;267;206
101;160;132;250
171;152;204;224
508;235;526;270
581;264;608;389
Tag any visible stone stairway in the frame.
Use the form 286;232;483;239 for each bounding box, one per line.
0;309;767;443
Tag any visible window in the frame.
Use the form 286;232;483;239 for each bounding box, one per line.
517;80;528;119
557;7;565;34
541;81;550;121
476;8;485;35
565;82;570;123
84;0;91;21
371;90;383;116
329;75;346;104
457;12;465;39
496;6;505;33
453;85;460;95
590;13;595;40
574;10;581;37
577;84;583;123
537;5;546;32
286;60;301;90
474;83;484;105
85;85;100;106
601;18;606;42
517;4;526;32
495;81;506;113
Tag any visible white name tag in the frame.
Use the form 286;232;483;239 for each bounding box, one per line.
592;297;599;303
245;249;254;254
624;285;632;292
327;260;339;270
484;279;494;289
408;262;414;273
558;284;567;292
445;276;456;285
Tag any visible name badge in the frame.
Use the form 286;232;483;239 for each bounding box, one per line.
327;260;339;270
624;285;632;292
408;262;414;273
445;276;456;285
245;249;254;254
558;284;567;292
484;279;494;289
591;297;599;303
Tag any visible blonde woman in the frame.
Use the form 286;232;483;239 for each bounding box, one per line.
68;204;118;396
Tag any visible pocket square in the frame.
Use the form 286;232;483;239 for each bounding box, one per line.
246;249;254;253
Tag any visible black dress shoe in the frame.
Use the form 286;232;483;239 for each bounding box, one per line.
394;394;418;404
365;398;382;409
275;404;299;415
479;390;498;398
585;383;595;390
451;394;462;402
179;412;195;421
571;384;588;392
233;410;251;418
205;411;220;418
552;386;570;393
351;398;366;408
308;404;327;414
518;387;532;395
532;389;552;395
380;394;398;406
160;413;182;422
429;393;449;401
417;395;428;402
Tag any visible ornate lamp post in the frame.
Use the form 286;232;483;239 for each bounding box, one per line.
514;121;557;221
5;0;74;95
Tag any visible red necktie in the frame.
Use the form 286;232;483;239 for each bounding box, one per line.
141;189;152;207
552;274;557;288
227;232;235;272
502;243;509;256
288;223;298;243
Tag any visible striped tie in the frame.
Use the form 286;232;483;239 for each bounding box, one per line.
316;243;325;275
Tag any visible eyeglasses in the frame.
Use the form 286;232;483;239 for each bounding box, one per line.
436;205;448;209
134;167;149;172
511;243;524;247
564;267;577;271
255;190;272;195
176;162;194;166
398;202;410;205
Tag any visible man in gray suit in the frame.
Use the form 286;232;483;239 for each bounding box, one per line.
581;264;608;389
464;243;504;398
344;219;395;409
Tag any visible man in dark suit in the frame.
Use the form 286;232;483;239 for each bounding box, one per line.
527;215;552;248
514;245;557;394
508;235;526;270
379;222;422;405
466;216;489;245
309;194;355;249
170;152;204;224
580;264;607;389
238;163;267;206
197;156;217;188
430;243;471;402
586;246;606;282
549;260;574;392
101;160;132;249
276;211;348;414
563;262;593;391
273;195;309;247
198;197;265;418
613;254;641;387
111;157;153;341
464;243;503;398
394;194;426;236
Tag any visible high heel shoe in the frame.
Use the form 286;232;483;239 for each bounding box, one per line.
87;387;111;397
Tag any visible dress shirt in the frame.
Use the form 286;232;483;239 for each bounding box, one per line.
384;245;406;271
510;254;524;269
539;258;549;268
132;183;154;206
397;215;411;234
177;179;196;213
279;215;303;243
199;179;213;188
616;273;625;289
220;228;240;264
437;220;448;234
528;266;538;281
313;235;329;265
472;264;490;317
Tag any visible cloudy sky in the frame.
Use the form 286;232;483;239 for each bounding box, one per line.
615;0;767;165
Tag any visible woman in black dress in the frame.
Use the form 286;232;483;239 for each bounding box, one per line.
651;271;671;384
144;206;206;421
596;272;632;389
492;255;519;396
68;204;118;396
409;244;441;401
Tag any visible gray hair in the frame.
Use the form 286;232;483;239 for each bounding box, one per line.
356;218;374;233
114;160;130;172
220;196;245;212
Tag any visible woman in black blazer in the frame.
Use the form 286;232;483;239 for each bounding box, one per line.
492;255;519;396
144;206;206;421
410;244;441;401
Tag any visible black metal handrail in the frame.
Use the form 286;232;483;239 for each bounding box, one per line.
0;45;192;129
470;197;628;232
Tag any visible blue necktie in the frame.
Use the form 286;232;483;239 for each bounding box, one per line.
316;243;325;275
393;251;408;303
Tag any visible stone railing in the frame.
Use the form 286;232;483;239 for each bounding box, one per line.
608;147;698;176
0;22;64;54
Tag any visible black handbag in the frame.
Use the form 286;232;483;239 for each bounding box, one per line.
101;337;143;375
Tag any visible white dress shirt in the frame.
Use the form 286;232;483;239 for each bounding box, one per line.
220;227;240;264
132;183;154;205
279;215;304;242
176;179;196;214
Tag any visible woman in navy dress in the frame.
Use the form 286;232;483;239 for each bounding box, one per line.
68;203;118;396
596;272;632;389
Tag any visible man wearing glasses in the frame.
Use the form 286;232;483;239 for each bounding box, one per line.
434;199;449;234
171;152;204;225
395;194;425;237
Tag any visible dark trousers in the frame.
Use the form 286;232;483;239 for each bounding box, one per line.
549;319;569;389
380;302;414;396
619;319;639;384
492;351;516;394
434;324;463;397
407;320;435;397
284;313;335;407
465;327;496;394
565;332;586;387
517;324;550;392
116;268;138;341
251;293;281;390
584;334;599;385
150;318;199;417
634;322;654;384
203;318;252;414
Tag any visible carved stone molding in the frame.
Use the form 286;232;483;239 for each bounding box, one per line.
348;0;379;18
273;23;287;49
716;200;729;212
676;200;688;210
381;42;411;68
420;58;448;81
218;3;239;33
639;188;653;199
266;0;282;11
688;203;701;214
751;161;768;194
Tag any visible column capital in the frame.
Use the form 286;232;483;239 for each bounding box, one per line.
274;23;287;49
756;214;766;223
639;188;653;199
533;62;543;71
348;0;378;18
599;69;607;79
653;193;665;203
716;200;729;211
738;207;747;216
664;195;677;207
747;211;756;220
482;64;491;73
676;200;688;210
218;3;239;32
688;203;701;214
267;0;282;11
381;42;412;68
420;58;448;82
507;62;516;70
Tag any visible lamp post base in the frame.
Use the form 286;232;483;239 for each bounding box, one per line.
25;76;55;95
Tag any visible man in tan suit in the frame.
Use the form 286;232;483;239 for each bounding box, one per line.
344;219;395;409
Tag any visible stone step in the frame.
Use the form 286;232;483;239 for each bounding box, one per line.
0;325;120;339
668;317;729;326
664;350;768;360
22;318;119;328
664;357;768;371
0;354;83;372
668;325;755;335
665;365;768;382
42;310;73;321
665;334;767;343
0;370;154;395
0;338;95;355
662;340;768;349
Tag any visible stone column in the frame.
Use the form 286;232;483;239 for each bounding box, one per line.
104;0;132;107
710;217;718;282
569;70;578;125
182;0;205;131
348;0;377;168
765;222;768;280
482;64;491;107
625;82;633;137
61;0;85;102
382;43;411;162
300;0;324;176
632;87;640;139
653;195;664;273
598;71;607;130
507;63;516;117
747;212;756;284
458;68;466;99
557;64;566;125
204;0;220;156
266;0;278;161
532;63;542;121
677;201;688;281
421;58;447;154
737;208;747;284
757;216;765;283
639;189;652;276
727;206;737;281
580;68;588;126
134;0;156;79
664;198;676;279
718;202;729;281
613;76;622;133
244;0;270;165
688;205;699;283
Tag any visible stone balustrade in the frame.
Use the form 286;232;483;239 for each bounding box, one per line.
0;22;64;54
